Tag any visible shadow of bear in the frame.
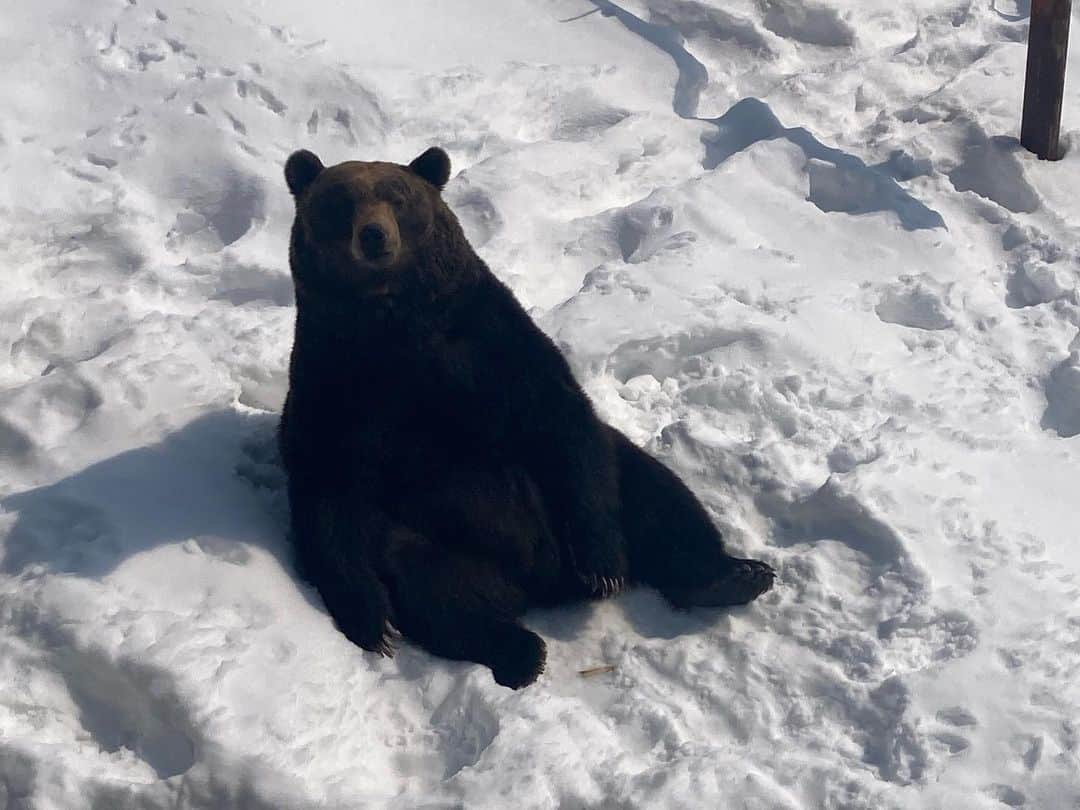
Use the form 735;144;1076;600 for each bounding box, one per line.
1;409;288;578
2;407;750;647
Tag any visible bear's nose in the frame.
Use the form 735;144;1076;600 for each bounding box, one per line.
357;223;389;259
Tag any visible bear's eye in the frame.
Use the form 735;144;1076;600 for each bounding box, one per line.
376;179;411;208
308;186;355;241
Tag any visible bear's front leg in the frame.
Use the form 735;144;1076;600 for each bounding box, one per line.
427;281;629;598
308;548;399;655
288;485;399;655
560;503;628;599
533;429;629;599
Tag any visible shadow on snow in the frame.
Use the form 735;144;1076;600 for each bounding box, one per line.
1;409;751;645
587;0;946;231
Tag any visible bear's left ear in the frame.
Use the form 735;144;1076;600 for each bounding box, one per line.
408;147;451;191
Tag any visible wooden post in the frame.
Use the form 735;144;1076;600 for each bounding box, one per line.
1021;0;1072;161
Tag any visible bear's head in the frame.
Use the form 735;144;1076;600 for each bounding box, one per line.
284;147;460;300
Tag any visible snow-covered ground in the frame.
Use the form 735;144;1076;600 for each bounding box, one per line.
2;0;1079;807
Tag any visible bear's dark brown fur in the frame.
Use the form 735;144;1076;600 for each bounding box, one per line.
279;146;774;688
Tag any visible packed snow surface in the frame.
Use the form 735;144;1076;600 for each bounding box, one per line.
2;0;1080;807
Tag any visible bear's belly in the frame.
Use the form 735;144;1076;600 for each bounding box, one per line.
379;440;562;587
330;397;564;591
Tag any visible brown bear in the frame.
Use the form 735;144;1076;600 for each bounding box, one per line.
279;146;775;688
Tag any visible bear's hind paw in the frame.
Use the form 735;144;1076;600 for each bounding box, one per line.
665;559;776;609
489;625;547;689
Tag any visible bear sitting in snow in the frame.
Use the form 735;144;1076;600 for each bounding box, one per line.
279;146;775;688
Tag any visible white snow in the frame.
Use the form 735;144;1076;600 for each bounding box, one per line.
2;0;1080;807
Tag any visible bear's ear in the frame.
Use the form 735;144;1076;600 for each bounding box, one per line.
285;149;324;197
408;147;451;191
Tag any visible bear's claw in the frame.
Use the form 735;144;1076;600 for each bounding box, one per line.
374;624;402;657
586;574;625;599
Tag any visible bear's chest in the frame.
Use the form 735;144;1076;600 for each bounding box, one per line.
287;309;498;482
320;353;475;458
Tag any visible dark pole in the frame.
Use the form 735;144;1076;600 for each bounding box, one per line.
1021;0;1072;161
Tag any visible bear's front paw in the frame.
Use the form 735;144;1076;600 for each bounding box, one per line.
489;625;547;689
572;539;629;600
335;605;399;657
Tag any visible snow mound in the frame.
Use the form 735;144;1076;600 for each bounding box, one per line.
876;277;954;331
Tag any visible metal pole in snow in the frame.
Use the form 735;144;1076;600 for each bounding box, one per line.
1021;0;1073;161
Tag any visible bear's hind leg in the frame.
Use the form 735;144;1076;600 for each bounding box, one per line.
381;530;546;689
611;427;775;609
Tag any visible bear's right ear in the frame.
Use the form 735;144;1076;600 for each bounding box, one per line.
285;149;324;197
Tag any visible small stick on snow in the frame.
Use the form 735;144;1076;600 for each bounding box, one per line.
578;665;616;678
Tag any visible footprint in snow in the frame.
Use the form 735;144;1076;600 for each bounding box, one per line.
930;731;970;755
759;0;856;48
936;706;978;727
984;783;1026;807
235;79;287;116
50;638;197;779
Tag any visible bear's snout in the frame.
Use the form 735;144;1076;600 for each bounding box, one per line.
358;223;389;257
350;208;401;266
